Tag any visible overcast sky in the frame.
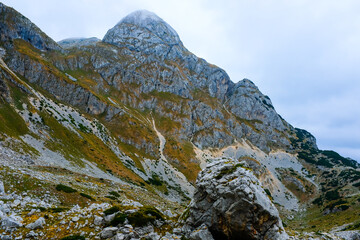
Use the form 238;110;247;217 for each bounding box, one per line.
2;0;360;161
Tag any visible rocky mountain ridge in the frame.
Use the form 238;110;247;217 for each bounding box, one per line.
0;3;360;239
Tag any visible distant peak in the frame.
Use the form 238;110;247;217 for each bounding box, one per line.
117;9;179;40
58;37;100;49
118;10;163;26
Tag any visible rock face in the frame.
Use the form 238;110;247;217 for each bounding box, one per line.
0;3;61;51
188;159;288;240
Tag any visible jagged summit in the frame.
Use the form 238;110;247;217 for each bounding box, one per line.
119;10;165;27
118;10;180;42
103;9;181;49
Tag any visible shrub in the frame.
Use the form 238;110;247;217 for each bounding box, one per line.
127;206;164;227
127;211;156;227
80;193;95;200
50;207;69;213
312;197;323;205
140;206;164;220
146;174;163;186
264;189;273;199
104;206;120;216
105;195;117;200
216;163;244;180
325;190;340;201
297;152;316;165
60;235;85;240
110;213;126;226
325;200;347;211
109;191;120;197
317;158;333;168
56;184;77;193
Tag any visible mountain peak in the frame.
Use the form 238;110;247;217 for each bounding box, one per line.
103;10;181;48
118;10;163;26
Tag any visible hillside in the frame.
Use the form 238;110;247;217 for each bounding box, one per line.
0;3;360;239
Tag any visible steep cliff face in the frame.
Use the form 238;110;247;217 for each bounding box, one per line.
0;3;60;51
0;3;359;239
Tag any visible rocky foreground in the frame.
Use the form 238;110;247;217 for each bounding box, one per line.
1;158;359;240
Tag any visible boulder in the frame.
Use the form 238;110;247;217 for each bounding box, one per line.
94;215;104;226
26;217;45;229
187;159;288;240
100;227;118;239
190;224;214;240
1;216;22;228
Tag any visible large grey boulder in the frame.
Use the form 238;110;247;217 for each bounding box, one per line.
26;217;45;229
1;215;22;228
187;158;288;240
100;227;118;239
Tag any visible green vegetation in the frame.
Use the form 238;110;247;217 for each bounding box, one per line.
324;189;340;201
60;235;85;240
321;150;358;168
264;189;273;199
109;191;120;197
345;221;360;230
215;163;244;180
104;206;120;216
56;184;77;193
104;205;164;227
0;101;29;137
146;174;163;186
80;192;95;201
127;206;164;227
110;213;127;226
49;207;69;213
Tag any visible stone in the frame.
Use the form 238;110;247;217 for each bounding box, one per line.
26;230;38;238
1;216;22;228
111;233;125;240
189;224;214;240
26;217;45;230
334;231;360;240
94;215;104;226
27;209;37;216
100;227;118;239
0;235;12;240
187;158;288;240
104;213;116;223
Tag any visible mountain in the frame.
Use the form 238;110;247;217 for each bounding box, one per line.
0;3;359;239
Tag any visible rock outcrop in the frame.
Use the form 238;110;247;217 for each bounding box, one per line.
187;158;288;240
0;3;61;51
